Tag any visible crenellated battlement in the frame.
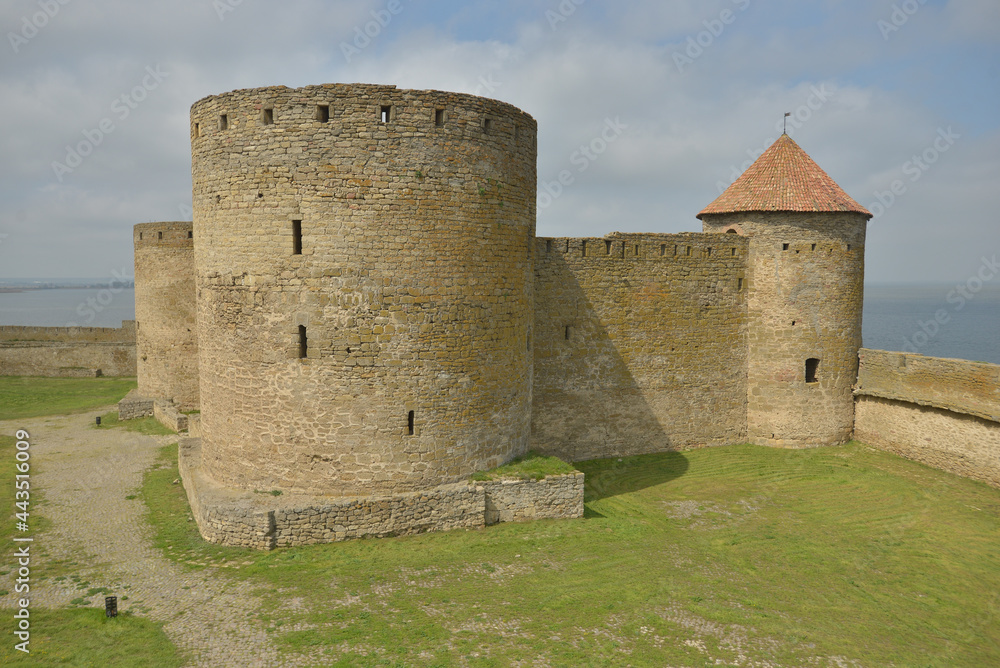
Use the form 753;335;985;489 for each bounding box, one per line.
189;84;537;148
134;221;193;248
538;232;748;261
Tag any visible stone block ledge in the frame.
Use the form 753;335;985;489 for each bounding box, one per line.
178;439;585;550
117;389;154;420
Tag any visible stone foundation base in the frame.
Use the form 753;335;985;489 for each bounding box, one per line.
178;439;584;549
117;389;154;420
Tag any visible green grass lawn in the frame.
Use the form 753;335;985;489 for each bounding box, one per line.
0;435;184;667
0;377;136;421
0;609;184;667
143;441;1000;667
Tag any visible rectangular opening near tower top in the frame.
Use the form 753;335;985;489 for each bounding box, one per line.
317;105;330;123
298;326;308;359
380;105;392;123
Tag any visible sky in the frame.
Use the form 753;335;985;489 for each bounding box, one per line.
0;0;997;284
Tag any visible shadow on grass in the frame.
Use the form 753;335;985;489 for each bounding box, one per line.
575;451;690;508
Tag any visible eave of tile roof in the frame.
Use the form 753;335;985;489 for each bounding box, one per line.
698;134;872;219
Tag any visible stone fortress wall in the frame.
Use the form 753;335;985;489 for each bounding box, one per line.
0;322;136;377
114;82;996;548
854;349;1000;488
134;222;199;410
531;232;749;462
189;84;537;498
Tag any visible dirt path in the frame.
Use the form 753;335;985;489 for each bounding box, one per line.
0;410;306;667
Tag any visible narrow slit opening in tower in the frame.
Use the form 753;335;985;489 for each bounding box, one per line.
193;122;200;138
546;239;552;253
435;108;445;127
581;241;587;257
805;358;820;384
262;108;274;125
187;231;193;239
634;244;639;256
317;105;330;122
292;220;302;255
219;114;228;131
731;247;737;256
660;244;666;256
685;246;691;256
407;411;415;436
158;231;162;240
782;243;789;251
483;118;493;134
380;105;392;123
738;278;744;291
605;240;612;255
298;326;308;360
565;325;572;341
706;247;712;256
811;243;817;251
139;232;143;240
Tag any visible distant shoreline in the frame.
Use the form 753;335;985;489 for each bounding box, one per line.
0;285;134;292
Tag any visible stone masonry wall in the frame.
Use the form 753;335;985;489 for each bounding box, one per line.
532;232;748;462
191;84;537;497
135;222;199;410
0;322;136;377
702;212;868;447
854;349;1000;488
179;438;582;548
480;473;584;525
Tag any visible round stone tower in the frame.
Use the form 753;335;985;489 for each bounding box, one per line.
134;221;199;410
698;135;871;447
190;84;537;496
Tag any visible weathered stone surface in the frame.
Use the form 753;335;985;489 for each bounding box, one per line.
701;212;868;447
532;233;748;460
0;322;136;377
118;388;154;420
191;84;537;499
134;222;199;410
854;350;1000;489
179;438;582;549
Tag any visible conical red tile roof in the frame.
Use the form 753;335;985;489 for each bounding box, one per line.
698;134;871;219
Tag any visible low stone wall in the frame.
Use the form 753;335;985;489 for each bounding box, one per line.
855;349;1000;488
154;401;188;432
179;438;585;549
480;474;585;525
0;322;136;377
118;389;154;420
